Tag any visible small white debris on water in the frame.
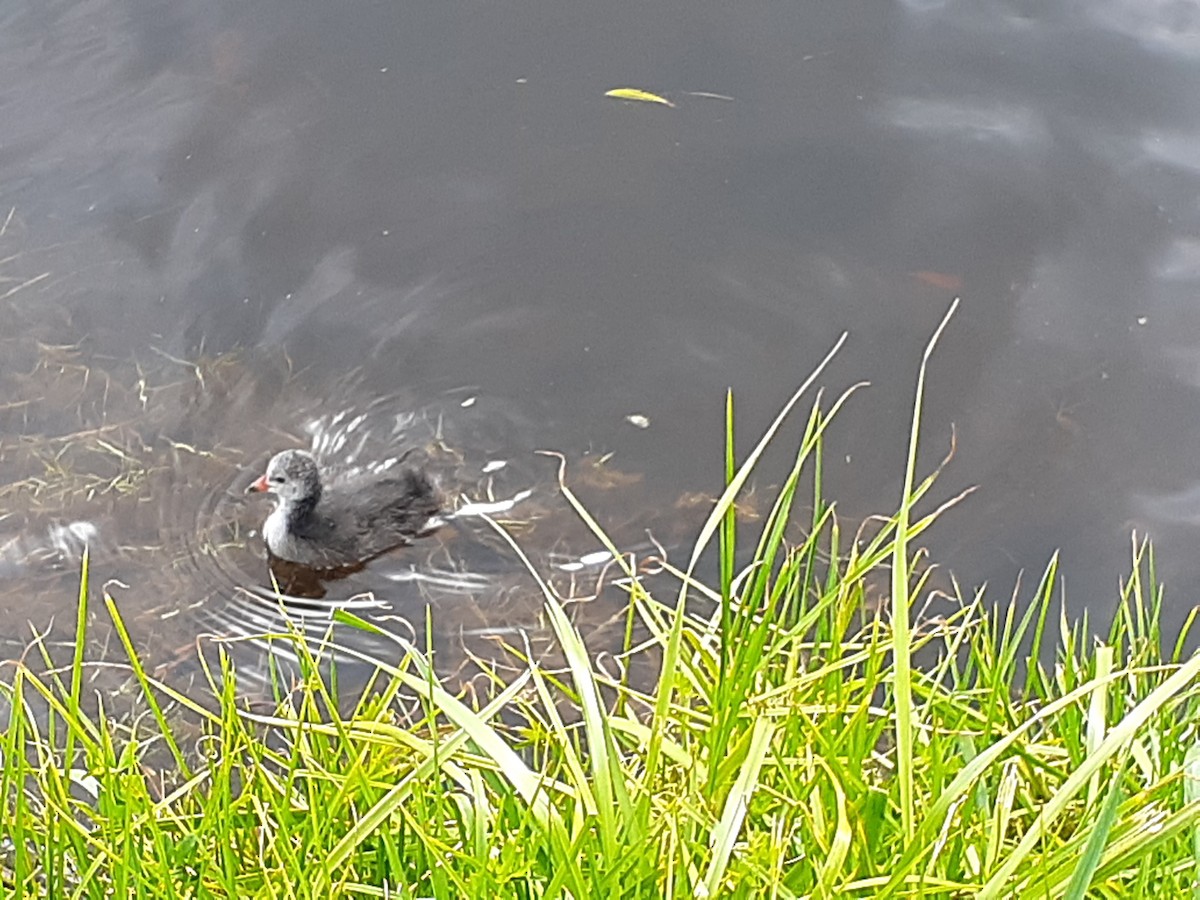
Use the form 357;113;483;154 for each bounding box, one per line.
481;460;507;473
556;549;614;572
70;521;97;543
1136;316;1148;326
460;396;477;408
0;520;99;578
453;488;533;517
625;413;650;429
49;521;98;557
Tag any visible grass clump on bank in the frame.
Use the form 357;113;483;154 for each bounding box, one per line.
5;315;1200;898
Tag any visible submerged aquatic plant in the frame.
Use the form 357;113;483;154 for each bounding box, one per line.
2;315;1200;897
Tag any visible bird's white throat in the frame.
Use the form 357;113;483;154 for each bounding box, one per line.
263;506;289;551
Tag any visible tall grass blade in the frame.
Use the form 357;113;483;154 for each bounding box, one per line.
720;388;735;688
701;716;774;896
892;297;959;841
64;547;89;778
101;582;190;777
1061;755;1127;900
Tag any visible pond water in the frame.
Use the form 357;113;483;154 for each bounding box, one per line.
3;0;1200;686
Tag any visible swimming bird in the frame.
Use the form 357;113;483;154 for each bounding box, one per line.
245;449;440;568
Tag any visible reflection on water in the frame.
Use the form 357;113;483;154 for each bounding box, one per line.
4;0;1200;680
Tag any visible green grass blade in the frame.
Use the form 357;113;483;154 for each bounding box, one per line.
892;297;959;842
702;716;774;895
1061;754;1128;900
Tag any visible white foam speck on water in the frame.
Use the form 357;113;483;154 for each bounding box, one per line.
0;519;98;579
452;488;533;517
50;521;98;556
554;548;617;573
481;459;507;473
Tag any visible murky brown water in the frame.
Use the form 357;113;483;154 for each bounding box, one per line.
0;333;673;692
4;0;1200;687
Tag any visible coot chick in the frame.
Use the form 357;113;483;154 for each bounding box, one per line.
246;449;440;568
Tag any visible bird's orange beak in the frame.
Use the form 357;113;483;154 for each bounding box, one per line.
246;475;270;494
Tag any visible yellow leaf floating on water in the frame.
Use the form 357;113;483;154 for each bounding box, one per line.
604;88;675;108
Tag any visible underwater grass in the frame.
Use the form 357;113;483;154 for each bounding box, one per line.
4;324;1200;897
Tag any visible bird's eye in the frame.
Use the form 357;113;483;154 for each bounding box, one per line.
270;476;285;484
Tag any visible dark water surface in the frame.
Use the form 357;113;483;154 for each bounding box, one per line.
3;0;1200;682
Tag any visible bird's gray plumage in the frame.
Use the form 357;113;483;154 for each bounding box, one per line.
250;449;440;568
